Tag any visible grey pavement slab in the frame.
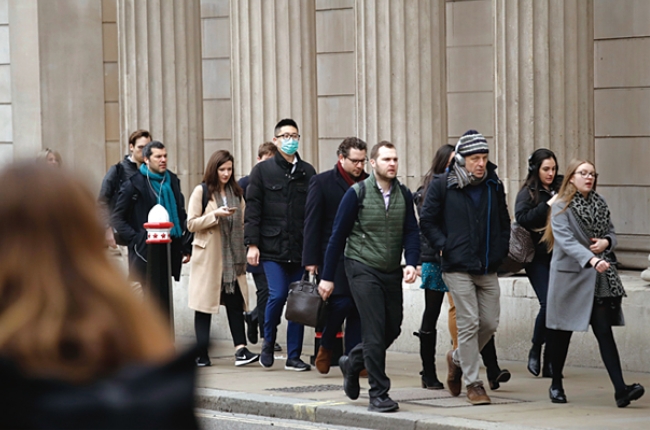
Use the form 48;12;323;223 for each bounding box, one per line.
190;340;650;429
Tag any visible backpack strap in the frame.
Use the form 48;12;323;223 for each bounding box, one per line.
201;182;209;214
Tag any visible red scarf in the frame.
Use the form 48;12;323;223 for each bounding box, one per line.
337;161;367;186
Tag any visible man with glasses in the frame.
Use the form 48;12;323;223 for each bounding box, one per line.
245;118;316;371
303;137;368;374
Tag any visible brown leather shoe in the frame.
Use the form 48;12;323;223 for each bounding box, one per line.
359;369;368;378
466;384;491;405
315;346;332;374
446;350;463;397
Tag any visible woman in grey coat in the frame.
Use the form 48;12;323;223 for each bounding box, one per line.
542;159;644;407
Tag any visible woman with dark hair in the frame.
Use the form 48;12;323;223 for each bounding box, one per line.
413;144;455;389
0;162;197;429
187;150;259;367
515;148;562;377
542;159;643;407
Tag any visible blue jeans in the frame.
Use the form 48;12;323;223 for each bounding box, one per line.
262;261;304;360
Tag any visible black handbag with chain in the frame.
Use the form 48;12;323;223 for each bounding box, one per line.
285;273;326;328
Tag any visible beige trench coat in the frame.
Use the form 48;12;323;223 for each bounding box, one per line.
186;184;249;314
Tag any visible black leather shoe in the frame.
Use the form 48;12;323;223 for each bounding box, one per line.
616;383;644;408
339;355;360;400
549;386;567;404
527;346;541;377
488;369;511;390
368;395;399;413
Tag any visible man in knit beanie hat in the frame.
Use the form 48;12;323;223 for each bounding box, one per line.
419;129;511;405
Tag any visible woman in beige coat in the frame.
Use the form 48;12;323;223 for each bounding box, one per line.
187;150;259;367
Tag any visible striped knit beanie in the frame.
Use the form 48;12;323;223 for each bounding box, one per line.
456;130;489;157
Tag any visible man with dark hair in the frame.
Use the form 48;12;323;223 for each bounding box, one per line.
319;141;419;412
303;137;368;374
419;130;510;406
245;119;316;371
99;130;152;271
239;142;280;351
112;141;191;284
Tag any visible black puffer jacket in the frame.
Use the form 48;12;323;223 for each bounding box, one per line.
419;162;511;274
244;151;316;263
514;175;563;257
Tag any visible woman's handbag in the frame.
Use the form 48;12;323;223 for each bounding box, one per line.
285;273;326;328
509;222;535;264
499;222;535;275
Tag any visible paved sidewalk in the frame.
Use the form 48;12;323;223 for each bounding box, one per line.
192;339;650;430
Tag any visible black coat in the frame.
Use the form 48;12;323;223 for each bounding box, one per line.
244;151;316;263
414;181;441;265
420;162;511;274
238;175;263;275
0;347;199;430
514;175;563;258
303;165;365;296
111;170;190;281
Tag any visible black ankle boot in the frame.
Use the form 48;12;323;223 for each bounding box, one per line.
541;345;553;377
415;331;444;390
527;344;542;377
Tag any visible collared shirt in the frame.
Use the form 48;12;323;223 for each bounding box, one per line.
377;183;392;210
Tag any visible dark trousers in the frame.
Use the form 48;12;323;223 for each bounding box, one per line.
261;261;304;360
345;259;403;399
548;300;625;393
320;294;362;354
194;283;247;357
525;254;550;346
252;272;269;340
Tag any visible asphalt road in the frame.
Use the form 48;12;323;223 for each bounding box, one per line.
196;410;372;430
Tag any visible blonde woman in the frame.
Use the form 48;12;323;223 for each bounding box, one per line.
543;159;644;407
0;162;197;428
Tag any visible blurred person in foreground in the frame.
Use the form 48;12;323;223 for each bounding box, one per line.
0;162;198;429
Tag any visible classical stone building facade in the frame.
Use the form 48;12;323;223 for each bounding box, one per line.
0;0;648;270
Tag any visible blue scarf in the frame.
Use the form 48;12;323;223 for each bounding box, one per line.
140;164;182;238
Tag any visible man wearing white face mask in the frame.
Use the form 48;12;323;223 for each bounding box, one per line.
244;118;317;371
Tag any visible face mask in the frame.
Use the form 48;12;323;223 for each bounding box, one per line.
281;138;299;155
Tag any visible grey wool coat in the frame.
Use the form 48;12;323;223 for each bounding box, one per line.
546;197;622;332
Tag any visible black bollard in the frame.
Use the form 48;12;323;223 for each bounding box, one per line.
144;205;175;333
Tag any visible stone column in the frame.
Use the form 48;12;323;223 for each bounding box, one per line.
117;0;204;196
495;0;594;203
356;0;447;189
230;0;318;176
9;0;106;188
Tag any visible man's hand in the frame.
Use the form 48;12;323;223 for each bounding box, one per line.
318;280;334;301
247;245;260;266
305;265;318;275
403;265;417;283
182;254;191;264
105;227;117;248
589;238;609;254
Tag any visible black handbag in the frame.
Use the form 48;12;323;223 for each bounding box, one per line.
285;273;326;328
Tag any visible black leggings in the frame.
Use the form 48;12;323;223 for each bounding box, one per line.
549;300;625;393
420;289;445;333
195;284;247;357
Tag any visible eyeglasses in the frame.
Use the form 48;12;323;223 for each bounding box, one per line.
346;157;367;166
276;133;300;140
575;171;598;179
